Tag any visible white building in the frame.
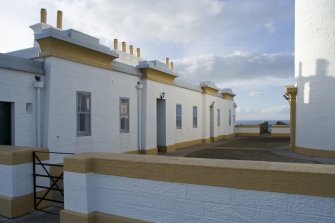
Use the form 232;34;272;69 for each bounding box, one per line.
286;0;335;159
0;9;236;156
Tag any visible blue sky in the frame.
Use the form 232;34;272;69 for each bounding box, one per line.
0;0;295;120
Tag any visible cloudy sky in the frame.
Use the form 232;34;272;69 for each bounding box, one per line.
0;0;295;121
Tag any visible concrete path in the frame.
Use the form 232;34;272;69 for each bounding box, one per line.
163;136;335;164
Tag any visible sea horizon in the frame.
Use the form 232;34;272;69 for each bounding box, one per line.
236;120;290;125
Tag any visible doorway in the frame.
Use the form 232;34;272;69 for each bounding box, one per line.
157;99;166;152
210;105;214;142
0;102;11;145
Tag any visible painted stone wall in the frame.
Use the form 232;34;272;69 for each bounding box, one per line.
295;0;335;151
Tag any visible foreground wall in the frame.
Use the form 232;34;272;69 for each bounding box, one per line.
61;153;335;223
0;146;49;218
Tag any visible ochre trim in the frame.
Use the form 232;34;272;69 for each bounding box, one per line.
37;37;117;70
0;190;50;218
125;148;158;155
158;145;176;153
0;146;49;165
201;86;219;96
236;133;260;137
286;85;297;152
60;210;149;223
295;146;335;159
210;134;236;142
271;133;290;137
141;68;176;85
175;139;203;149
64;153;335;198
272;125;291;128
235;125;259;128
202;138;211;144
222;93;235;100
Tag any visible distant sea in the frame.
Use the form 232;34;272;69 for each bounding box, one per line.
236;120;290;125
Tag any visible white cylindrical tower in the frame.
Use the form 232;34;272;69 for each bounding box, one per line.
295;0;335;158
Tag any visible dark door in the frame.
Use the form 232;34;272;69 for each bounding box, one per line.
0;102;11;145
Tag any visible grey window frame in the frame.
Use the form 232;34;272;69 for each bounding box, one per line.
217;108;220;126
193;106;197;128
176;104;182;129
120;97;130;133
77;91;91;136
229;109;232;126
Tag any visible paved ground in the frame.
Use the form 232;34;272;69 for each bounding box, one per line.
3;136;335;223
0;207;60;223
164;136;335;164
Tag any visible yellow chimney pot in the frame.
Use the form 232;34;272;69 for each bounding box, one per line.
130;45;134;55
136;48;141;58
57;10;63;29
122;42;126;53
114;39;118;51
166;57;170;67
40;8;47;23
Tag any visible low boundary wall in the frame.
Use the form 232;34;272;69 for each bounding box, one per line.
0;146;49;218
61;153;335;223
235;125;260;136
272;125;290;137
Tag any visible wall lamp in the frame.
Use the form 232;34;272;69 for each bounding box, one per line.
160;91;165;99
283;93;290;101
210;101;215;107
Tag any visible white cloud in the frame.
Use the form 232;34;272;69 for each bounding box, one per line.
249;91;264;97
264;22;276;33
260;104;289;114
174;51;294;85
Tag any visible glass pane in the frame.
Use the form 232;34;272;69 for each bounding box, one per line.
79;114;86;132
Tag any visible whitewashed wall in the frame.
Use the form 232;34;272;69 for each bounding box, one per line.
0;68;37;146
235;126;260;135
295;0;335;151
0;163;48;198
143;80;203;149
64;172;335;223
272;126;290;135
44;57;141;154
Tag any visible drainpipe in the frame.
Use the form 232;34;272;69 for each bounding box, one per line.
34;77;44;147
136;82;143;154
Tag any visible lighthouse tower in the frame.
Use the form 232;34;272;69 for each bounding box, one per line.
290;0;335;158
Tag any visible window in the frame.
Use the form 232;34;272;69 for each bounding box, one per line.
229;109;232;126
217;108;220;126
77;92;91;136
176;104;182;129
120;98;129;133
193;106;197;128
26;103;32;114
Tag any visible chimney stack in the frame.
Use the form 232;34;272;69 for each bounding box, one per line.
57;10;63;29
40;8;47;23
136;48;141;58
170;62;174;70
129;45;134;55
166;57;170;67
122;42;126;53
114;39;118;51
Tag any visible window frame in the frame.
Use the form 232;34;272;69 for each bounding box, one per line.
76;91;91;136
217;108;220;126
120;97;130;133
193;106;198;128
176;104;182;129
229;109;232;126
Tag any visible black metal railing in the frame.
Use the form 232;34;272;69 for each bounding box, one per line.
32;151;74;215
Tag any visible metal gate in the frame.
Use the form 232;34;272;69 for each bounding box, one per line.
32;151;74;215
